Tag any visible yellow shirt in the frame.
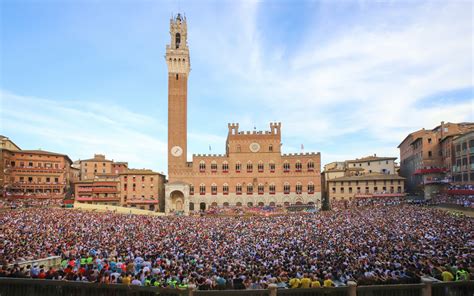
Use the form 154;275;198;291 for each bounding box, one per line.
441;271;454;282
300;277;311;288
323;279;334;287
311;280;321;288
289;278;300;288
122;276;131;285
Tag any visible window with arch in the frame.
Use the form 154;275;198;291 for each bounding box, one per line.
189;185;194;195
258;184;264;195
222;161;229;173
175;33;181;49
296;182;303;194
269;162;276;173
258;162;264;172
211;184;217;195
211;161;217;173
307;182;315;194
269;184;276;195
199;161;206;172
283;162;290;173
236;184;242;195
223;184;229;195
199;184;206;195
269;144;273;152
247;161;253;173
235;162;241;173
247;184;253;195
284;183;290;194
308;161;315;171
295;161;302;172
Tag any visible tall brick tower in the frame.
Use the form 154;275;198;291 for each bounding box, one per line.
166;13;190;179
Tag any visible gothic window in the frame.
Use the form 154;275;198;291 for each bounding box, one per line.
269;144;273;152
269;162;275;172
247;161;253;173
247;184;253;195
283;162;290;172
223;183;229;195
269;184;276;195
175;33;181;49
258;184;264;195
211;161;217;172
295;161;302;172
222;161;229;173
308;182;315;194
307;161;315;171
199;161;206;172
189;185;194;195
211;184;217;195
284;183;290;194
199;184;206;195
296;182;302;194
236;184;242;195
258;162;264;172
235;162;241;173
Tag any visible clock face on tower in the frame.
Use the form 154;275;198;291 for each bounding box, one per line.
249;142;260;152
171;146;183;157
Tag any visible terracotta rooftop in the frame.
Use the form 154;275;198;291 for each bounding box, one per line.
120;169;163;176
329;173;405;182
346;156;397;163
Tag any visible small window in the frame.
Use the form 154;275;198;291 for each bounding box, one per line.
284;183;290;194
235;162;241;172
269;184;276;194
247;184;253;195
258;162;264;172
211;184;217;195
211;162;218;172
296;183;302;194
222;162;229;172
236;184;242;195
307;161;315;171
283;162;290;172
199;161;206;172
295;161;302;172
269;162;275;172
223;184;229;195
269;145;273;152
199;184;206;195
258;184;264;194
189;185;194;195
307;183;314;194
247;162;253;173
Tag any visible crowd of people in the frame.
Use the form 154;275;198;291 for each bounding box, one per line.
435;194;474;208
0;198;63;209
0;203;472;289
330;197;404;210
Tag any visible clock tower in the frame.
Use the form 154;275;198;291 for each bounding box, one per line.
166;13;190;178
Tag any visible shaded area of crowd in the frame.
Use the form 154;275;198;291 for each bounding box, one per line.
0;205;472;289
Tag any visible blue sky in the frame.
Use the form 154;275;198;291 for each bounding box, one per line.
1;0;473;174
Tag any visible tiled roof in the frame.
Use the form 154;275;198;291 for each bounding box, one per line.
346;156;397;163
329;173;405;182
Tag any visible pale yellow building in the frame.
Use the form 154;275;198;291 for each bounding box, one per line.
328;174;405;201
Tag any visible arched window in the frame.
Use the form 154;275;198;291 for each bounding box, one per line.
258;183;264;195
307;160;315;172
189;185;194;195
283;162;290;172
269;183;276;195
284;182;290;194
236;183;242;195
269;144;273;152
223;183;229;195
247;184;253;195
222;161;229;173
295;161;302;172
247;161;253;173
175;33;181;49
211;183;217;195
269;161;276;173
258;161;264;172
235;161;241;173
199;161;206;172
308;182;315;194
296;182;303;194
199;184;206;195
211;161;217;172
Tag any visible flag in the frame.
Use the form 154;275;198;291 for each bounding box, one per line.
301;144;304;150
209;145;211;151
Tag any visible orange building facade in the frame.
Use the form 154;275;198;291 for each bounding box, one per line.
119;169;166;211
2;146;72;200
164;15;321;213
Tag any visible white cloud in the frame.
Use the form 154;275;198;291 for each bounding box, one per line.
0;90;168;172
